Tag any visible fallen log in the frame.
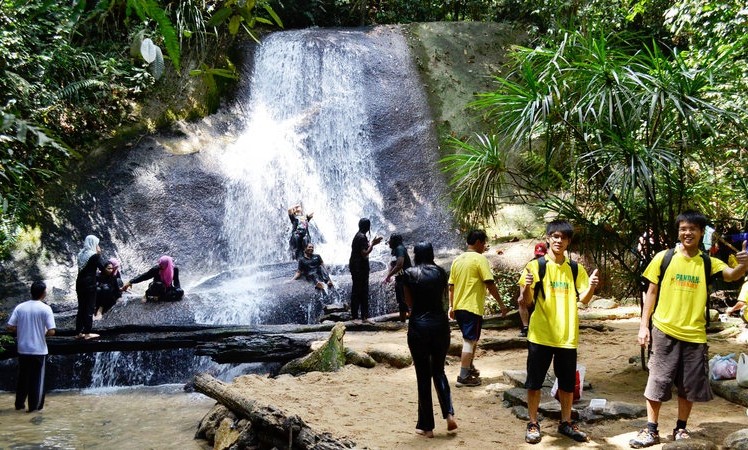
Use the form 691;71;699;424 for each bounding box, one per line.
194;334;313;364
193;372;356;449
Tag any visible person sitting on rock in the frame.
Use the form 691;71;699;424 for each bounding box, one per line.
292;243;333;291
94;258;124;320
123;255;184;302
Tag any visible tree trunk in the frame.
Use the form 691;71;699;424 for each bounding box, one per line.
193;373;356;449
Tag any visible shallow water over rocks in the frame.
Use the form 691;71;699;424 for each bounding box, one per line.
0;385;214;449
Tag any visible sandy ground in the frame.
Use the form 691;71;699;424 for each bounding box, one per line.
222;318;748;449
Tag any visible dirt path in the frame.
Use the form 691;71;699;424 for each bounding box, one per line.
221;318;748;449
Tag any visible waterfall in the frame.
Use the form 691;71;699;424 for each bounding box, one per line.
221;30;387;267
190;29;424;325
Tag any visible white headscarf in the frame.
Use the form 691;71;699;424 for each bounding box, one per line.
77;235;99;270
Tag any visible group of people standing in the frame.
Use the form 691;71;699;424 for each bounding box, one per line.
400;211;748;449
287;206;412;325
73;235;184;340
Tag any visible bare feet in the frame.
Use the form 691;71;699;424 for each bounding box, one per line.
93;314;102;321
415;429;434;438
447;415;458;431
75;333;85;340
83;333;100;340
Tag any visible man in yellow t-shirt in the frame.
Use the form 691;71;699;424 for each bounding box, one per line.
519;219;598;445
629;211;748;448
448;230;508;388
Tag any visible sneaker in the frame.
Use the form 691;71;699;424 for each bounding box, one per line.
629;429;660;448
519;327;528;337
558;421;588;443
455;374;481;387
525;422;541;444
672;428;690;441
469;364;480;377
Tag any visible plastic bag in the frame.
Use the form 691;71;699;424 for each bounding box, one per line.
737;353;748;388
551;364;586;401
709;353;737;381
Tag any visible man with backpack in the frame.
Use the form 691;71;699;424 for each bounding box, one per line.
519;219;599;444
629;211;748;448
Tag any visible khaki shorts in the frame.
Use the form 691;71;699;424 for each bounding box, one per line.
644;327;713;403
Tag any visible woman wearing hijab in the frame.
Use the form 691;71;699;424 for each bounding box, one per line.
123;255;184;302
76;235;106;339
94;258;124;319
403;242;457;438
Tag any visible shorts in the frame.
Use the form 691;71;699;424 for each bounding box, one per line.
454;309;483;341
644;327;713;403
525;342;577;392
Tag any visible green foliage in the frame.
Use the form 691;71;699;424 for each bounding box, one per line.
0;333;14;354
208;0;283;42
126;0;181;71
0;0;280;255
485;268;520;314
443;25;747;293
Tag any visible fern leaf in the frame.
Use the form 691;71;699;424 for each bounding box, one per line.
129;0;181;71
55;79;109;102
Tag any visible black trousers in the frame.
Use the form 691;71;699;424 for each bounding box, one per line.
407;315;454;431
75;286;96;334
16;354;47;412
395;278;408;315
350;267;369;320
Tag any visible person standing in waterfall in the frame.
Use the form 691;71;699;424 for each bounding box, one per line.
384;233;412;322
448;229;507;387
349;218;382;322
7;281;56;412
288;203;314;260
76;235;106;339
403;242;457;438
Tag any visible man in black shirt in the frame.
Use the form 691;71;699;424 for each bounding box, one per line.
293;243;333;290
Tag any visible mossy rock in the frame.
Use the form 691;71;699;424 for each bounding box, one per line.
279;322;347;376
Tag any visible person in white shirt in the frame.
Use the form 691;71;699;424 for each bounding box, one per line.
7;281;56;412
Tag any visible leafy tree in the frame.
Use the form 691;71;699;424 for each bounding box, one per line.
443;28;746;293
0;0;281;256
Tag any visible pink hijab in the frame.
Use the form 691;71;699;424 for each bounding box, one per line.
158;255;174;287
108;258;121;276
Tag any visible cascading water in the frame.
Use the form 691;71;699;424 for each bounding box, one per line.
0;26;458;391
189;29;424;325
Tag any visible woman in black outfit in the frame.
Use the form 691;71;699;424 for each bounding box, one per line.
403;242;457;438
76;235;105;339
123;255;183;302
94;258;124;319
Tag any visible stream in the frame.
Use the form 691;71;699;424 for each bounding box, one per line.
0;385;214;449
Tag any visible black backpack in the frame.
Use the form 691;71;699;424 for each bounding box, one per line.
533;256;579;302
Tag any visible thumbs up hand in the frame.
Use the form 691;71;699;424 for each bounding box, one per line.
736;240;748;268
589;269;600;290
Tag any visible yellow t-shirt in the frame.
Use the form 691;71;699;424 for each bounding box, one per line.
448;251;494;316
518;258;590;349
643;249;727;343
738;279;748;303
